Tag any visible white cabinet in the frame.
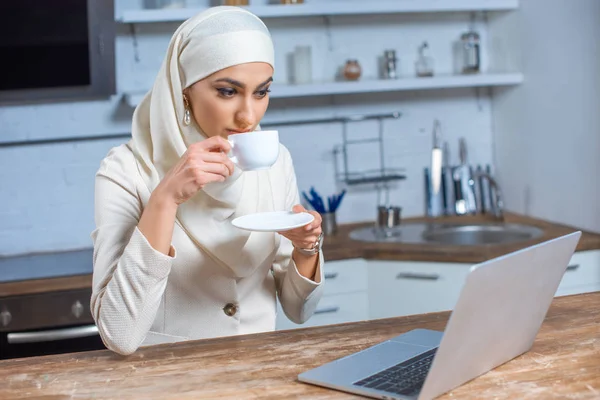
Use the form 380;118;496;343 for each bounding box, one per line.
367;261;472;320
555;250;600;296
276;291;369;331
276;251;600;330
275;258;369;330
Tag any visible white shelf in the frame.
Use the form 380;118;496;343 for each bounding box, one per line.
122;73;523;107
117;0;518;23
272;73;524;98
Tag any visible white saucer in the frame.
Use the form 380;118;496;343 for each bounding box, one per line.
232;211;314;232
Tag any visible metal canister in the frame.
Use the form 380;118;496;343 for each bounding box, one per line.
377;206;402;229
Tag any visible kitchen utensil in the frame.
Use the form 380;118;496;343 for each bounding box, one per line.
456;138;476;214
377;206;401;229
425;120;444;217
431;120;443;195
302;191;324;214
442;141;455;215
232;211;314;232
327;190;346;213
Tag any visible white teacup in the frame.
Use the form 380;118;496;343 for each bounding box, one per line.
227;130;280;171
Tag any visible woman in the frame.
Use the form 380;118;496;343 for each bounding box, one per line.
91;6;324;356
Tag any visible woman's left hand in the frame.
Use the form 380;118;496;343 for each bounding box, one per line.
279;204;322;251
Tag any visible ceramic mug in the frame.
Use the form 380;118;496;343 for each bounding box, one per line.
227;130;280;171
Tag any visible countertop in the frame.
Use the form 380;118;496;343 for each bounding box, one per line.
2;212;600;297
1;292;598;399
324;212;600;262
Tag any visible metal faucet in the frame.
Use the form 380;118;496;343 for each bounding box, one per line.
472;171;504;221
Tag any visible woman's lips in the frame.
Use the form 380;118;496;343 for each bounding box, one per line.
227;129;252;134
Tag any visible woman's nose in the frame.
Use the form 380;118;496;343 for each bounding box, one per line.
234;99;256;129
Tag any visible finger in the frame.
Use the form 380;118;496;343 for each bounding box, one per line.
292;204;306;214
193;172;227;186
305;211;321;231
198;152;235;175
197;136;231;153
193;163;231;179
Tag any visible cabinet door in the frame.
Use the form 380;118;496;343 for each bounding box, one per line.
368;261;472;320
555;250;600;296
321;258;368;296
275;258;369;330
276;291;369;331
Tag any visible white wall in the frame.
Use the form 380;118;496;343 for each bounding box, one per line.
0;1;498;256
490;0;600;232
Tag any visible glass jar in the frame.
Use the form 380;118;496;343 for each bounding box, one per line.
461;30;480;74
415;41;434;77
343;60;362;81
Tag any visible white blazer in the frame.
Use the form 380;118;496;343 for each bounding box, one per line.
90;143;324;355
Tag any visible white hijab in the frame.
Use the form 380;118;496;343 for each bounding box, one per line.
129;6;279;277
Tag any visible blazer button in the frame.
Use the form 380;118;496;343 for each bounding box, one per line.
223;303;238;317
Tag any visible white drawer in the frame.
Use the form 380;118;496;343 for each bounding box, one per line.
322;258;368;296
556;250;600;295
559;250;600;286
276;291;369;330
368;260;472;320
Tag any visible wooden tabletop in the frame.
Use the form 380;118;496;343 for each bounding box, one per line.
2;212;600;298
1;292;598;399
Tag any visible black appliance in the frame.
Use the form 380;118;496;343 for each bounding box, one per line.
0;0;116;103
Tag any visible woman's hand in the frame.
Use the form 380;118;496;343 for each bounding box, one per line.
280;205;323;251
154;136;235;206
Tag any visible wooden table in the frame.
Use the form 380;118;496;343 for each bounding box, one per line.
1;292;598;400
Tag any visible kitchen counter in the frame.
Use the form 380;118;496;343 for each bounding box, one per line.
1;292;598;399
2;212;600;298
324;212;600;262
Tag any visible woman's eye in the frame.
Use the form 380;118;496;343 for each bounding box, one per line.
255;88;271;98
217;88;236;97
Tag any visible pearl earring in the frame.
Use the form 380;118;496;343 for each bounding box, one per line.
183;95;191;126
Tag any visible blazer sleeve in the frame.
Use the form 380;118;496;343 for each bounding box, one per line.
271;146;325;324
90;147;176;355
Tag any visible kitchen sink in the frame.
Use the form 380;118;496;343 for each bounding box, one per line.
349;222;545;246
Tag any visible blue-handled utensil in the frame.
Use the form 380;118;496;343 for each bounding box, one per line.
335;190;346;211
310;187;326;213
302;189;326;213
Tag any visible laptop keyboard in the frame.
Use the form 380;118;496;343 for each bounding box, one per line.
354;347;438;397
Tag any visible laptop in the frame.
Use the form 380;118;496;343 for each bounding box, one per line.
298;231;581;400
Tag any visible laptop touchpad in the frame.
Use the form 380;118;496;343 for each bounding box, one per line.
301;341;432;385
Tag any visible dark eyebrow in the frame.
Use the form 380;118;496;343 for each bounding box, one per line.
214;77;273;90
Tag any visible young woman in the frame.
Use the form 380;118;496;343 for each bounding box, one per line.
91;6;324;355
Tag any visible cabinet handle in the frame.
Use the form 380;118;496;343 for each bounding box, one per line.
324;272;338;280
7;325;99;344
566;264;580;271
314;306;340;315
396;272;440;281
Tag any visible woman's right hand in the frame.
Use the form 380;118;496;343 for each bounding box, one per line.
154;136;235;206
